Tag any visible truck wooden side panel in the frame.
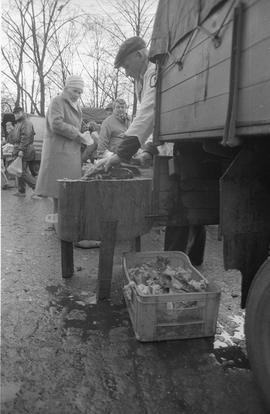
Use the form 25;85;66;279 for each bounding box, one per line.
156;0;270;142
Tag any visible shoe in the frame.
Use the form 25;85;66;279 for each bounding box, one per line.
74;240;101;249
31;193;43;200
13;192;26;197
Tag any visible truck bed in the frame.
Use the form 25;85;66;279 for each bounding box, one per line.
150;0;270;143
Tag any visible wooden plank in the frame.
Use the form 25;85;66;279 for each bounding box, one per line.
161;29;232;95
186;0;269;54
161;0;270;92
222;2;244;147
157;0;270;140
161;3;234;91
240;0;270;52
158;130;224;142
160;79;270;137
161;58;231;113
239;37;270;88
152;156;176;215
238;80;270;122
97;221;118;301
61;240;74;278
236;122;270;136
160;94;229;136
135;236;141;252
58;178;152;242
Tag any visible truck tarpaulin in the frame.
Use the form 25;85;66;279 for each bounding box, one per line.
149;0;228;62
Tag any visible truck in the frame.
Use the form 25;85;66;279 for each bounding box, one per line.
149;0;270;407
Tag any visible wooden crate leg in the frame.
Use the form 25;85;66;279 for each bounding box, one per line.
97;221;118;301
130;236;141;252
135;236;141;252
61;240;74;278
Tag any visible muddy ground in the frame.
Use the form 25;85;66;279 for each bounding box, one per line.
1;184;269;414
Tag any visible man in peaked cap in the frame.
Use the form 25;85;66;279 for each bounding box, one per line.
101;37;206;267
99;36;158;171
114;36;147;70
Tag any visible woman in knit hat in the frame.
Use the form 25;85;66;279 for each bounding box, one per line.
35;75;89;226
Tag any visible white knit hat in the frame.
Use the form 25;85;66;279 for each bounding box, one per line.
65;75;84;90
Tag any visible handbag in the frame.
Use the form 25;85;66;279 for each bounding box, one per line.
7;156;23;177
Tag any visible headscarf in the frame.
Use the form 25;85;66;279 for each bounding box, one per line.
65;75;84;90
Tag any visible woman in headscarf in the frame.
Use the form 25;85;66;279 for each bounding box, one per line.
36;75;87;219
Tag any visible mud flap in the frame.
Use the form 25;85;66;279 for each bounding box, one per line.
220;144;270;307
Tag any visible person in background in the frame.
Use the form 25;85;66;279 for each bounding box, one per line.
99;36;206;266
35;75;89;223
104;102;113;117
1;158;10;189
5;121;15;144
2;122;15;167
97;98;130;159
81;121;100;164
12;106;36;197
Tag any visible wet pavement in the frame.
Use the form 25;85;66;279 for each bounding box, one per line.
1;185;269;413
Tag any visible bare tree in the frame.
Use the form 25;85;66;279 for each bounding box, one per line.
90;0;157;114
1;83;16;112
1;0;30;109
76;18;122;108
2;0;85;115
1;0;157;115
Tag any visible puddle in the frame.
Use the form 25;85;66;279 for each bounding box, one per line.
46;285;130;341
46;285;250;371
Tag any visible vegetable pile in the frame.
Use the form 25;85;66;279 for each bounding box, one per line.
81;165;134;180
128;256;208;295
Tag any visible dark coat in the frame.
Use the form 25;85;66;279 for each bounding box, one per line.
13;116;36;161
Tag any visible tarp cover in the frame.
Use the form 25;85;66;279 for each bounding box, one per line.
149;0;228;62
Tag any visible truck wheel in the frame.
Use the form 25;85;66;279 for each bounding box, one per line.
245;258;270;409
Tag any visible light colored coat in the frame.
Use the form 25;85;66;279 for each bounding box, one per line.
125;61;156;145
35;91;82;198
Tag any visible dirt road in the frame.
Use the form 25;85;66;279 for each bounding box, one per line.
1;186;268;414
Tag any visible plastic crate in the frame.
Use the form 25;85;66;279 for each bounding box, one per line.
122;251;221;342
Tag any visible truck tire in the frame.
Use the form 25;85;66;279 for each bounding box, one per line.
245;258;270;409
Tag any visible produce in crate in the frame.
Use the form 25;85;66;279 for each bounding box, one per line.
128;256;208;295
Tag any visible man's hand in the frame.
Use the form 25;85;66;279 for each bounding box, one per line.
137;151;153;168
103;154;121;172
18;151;24;158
